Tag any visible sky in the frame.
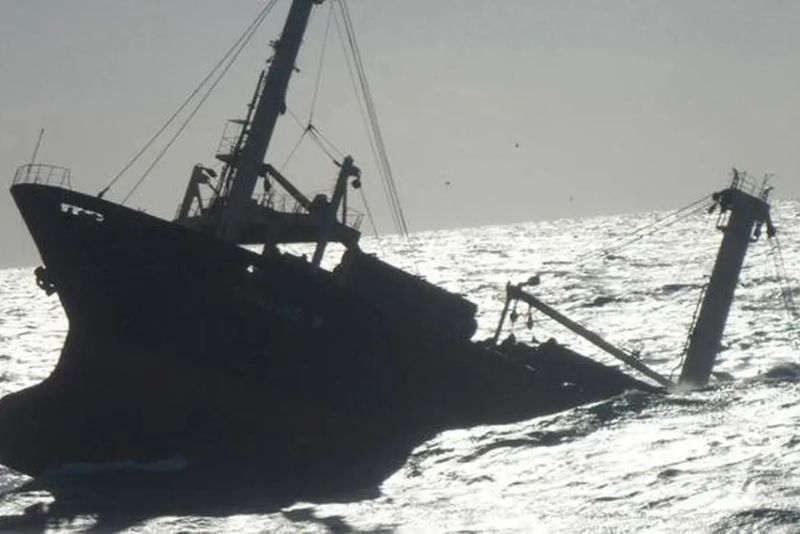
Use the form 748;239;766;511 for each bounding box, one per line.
0;0;798;268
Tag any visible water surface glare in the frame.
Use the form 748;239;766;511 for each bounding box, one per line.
1;201;799;532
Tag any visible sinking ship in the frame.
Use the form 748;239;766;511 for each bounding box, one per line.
0;0;776;493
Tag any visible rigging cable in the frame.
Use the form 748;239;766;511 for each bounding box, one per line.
328;4;409;251
285;106;342;164
331;4;399;235
769;235;800;349
284;112;379;245
307;126;342;163
358;186;381;239
331;6;394;230
308;2;335;124
101;0;280;200
308;124;345;159
575;195;711;265
335;0;409;239
268;3;392;246
767;204;800;347
122;0;279;204
279;128;310;172
670;281;708;381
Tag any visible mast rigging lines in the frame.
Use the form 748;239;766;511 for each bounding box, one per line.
103;0;407;240
334;0;409;239
101;0;280;202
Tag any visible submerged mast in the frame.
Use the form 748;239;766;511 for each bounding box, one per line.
679;170;774;387
217;0;322;242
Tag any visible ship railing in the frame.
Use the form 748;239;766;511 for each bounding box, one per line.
345;208;364;231
13;164;73;189
262;193;297;214
730;171;764;198
269;194;307;215
269;192;362;230
215;120;246;162
291;199;306;214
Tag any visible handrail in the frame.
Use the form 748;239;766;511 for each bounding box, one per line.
345;208;363;230
730;169;770;198
13;164;72;189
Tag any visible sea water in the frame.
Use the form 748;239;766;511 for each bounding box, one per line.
1;201;798;532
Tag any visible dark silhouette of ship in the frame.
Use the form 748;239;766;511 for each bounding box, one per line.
0;0;654;494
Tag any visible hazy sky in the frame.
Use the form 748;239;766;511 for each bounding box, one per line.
1;0;798;267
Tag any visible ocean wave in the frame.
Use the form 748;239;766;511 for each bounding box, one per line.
712;508;800;533
1;201;799;532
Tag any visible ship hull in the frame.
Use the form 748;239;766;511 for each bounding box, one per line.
0;184;653;492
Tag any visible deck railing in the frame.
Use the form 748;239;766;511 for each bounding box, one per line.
13;164;72;189
730;169;773;199
345;208;364;231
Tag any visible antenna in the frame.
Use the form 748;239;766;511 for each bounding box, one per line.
30;128;45;164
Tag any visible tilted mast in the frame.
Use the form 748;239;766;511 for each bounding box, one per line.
678;171;775;387
217;0;322;242
492;170;778;390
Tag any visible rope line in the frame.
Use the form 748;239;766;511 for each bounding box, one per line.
102;0;279;199
308;123;345;159
769;234;800;349
331;7;393;228
576;195;710;265
279;128;309;172
308;2;335;124
768;204;800;346
358;185;380;239
336;0;409;238
122;0;278;204
286;107;308;131
285;107;342;164
671;282;708;380
306;126;341;164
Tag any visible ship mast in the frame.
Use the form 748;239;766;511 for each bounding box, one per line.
678;171;774;387
217;0;322;242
